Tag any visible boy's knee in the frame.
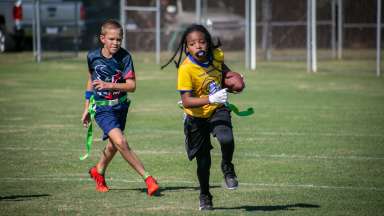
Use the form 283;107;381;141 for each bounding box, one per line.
217;133;234;146
213;125;234;146
113;138;130;150
106;143;117;152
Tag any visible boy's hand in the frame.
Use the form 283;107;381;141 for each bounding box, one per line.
92;80;111;90
81;110;90;127
209;88;228;104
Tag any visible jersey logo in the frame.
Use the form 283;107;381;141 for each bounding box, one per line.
208;81;221;95
94;65;110;81
112;70;122;83
94;65;123;100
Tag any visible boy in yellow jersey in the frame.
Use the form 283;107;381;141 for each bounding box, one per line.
162;24;238;210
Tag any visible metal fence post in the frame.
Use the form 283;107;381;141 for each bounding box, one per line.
377;0;382;77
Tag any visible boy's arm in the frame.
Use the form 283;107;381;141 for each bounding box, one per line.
180;91;210;108
81;73;93;127
92;78;136;92
180;89;228;108
85;74;93;103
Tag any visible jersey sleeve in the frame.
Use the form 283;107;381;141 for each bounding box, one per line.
177;65;192;92
122;54;135;80
213;48;225;65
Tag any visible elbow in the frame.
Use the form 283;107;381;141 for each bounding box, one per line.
126;80;136;92
182;103;192;108
131;82;136;92
180;100;196;108
128;84;136;92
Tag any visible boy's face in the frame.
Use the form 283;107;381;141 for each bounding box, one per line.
100;28;122;55
186;31;207;61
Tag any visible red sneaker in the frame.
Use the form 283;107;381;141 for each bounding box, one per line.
89;166;109;192
145;176;159;196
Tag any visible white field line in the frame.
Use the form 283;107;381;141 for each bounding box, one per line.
238;131;384;138
1;146;384;161
239;152;384;161
0;176;383;192
1;124;383;138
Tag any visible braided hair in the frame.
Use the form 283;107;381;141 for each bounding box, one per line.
161;24;221;70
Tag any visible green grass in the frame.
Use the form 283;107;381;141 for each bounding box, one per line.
0;52;383;215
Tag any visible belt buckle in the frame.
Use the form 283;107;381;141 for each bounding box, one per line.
109;98;119;106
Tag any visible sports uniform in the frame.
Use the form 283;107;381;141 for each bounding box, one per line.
87;47;134;140
82;19;159;196
177;48;237;199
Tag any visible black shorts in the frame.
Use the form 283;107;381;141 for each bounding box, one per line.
184;106;233;160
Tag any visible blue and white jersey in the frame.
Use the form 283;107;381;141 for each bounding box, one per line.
87;48;135;100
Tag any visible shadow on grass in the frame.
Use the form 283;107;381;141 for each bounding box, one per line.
0;194;50;202
110;185;221;197
215;203;320;212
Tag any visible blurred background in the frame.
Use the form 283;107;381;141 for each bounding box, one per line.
0;0;381;63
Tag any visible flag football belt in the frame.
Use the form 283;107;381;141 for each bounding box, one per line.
80;95;130;161
226;103;254;116
95;95;129;106
177;101;254;117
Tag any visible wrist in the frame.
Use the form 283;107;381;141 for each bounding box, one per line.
105;82;113;90
208;95;215;104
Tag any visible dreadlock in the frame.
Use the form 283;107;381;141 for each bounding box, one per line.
161;24;221;70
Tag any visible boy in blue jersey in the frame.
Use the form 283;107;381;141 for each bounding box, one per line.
81;19;159;195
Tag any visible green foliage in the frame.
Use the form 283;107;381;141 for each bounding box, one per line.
0;53;383;215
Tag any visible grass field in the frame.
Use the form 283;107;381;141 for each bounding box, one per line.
0;52;383;215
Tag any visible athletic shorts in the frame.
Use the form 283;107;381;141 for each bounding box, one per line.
94;101;130;140
184;106;232;160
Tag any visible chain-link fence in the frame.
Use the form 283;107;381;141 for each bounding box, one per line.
1;0;382;68
121;0;381;66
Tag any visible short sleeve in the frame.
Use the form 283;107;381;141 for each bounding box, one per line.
122;54;135;80
177;65;192;91
213;48;224;63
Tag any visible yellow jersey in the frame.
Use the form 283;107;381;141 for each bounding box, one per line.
177;48;225;118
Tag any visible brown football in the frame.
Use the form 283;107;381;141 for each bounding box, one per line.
223;71;245;93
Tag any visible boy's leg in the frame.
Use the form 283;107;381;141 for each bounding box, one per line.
210;107;238;189
89;140;117;192
108;128;159;195
196;150;211;196
196;149;213;210
97;139;118;174
184;115;213;210
91;102;159;194
108;128;145;175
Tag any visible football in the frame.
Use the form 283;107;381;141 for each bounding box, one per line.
223;71;245;93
